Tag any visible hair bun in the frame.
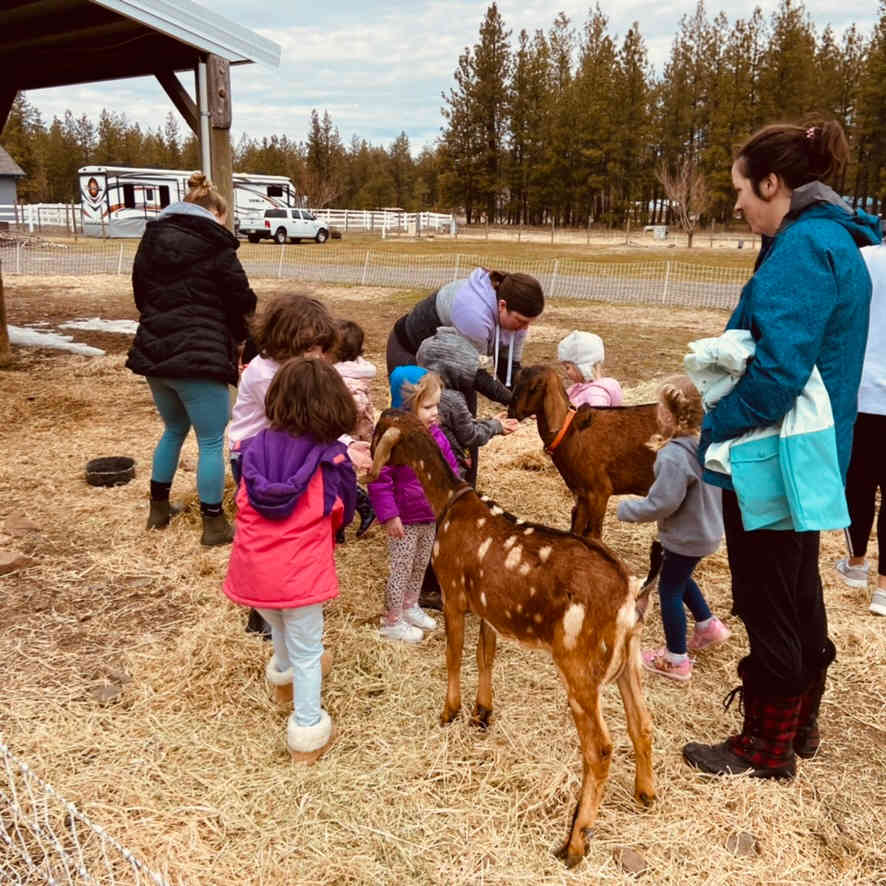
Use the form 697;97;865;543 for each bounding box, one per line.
187;171;211;191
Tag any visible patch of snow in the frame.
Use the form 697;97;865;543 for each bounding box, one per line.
60;317;138;335
8;326;105;357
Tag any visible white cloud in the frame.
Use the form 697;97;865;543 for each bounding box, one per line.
22;0;881;154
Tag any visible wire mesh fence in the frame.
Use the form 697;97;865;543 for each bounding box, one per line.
1;740;170;886
0;240;750;310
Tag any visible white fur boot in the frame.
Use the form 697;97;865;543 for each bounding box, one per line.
287;709;336;764
265;655;293;709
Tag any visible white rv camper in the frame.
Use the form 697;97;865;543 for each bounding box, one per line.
78;166;301;238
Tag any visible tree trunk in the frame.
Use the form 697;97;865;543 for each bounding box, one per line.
0;265;11;367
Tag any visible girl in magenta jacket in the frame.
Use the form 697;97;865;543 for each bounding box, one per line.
368;370;459;643
224;357;357;764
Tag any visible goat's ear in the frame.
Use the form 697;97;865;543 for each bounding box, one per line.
367;426;401;481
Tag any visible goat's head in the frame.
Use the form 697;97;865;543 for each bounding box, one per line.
367;409;428;482
508;365;567;420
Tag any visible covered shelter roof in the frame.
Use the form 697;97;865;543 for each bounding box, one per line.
3;0;280;91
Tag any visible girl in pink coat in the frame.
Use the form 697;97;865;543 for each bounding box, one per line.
224;357;357;764
557;330;624;407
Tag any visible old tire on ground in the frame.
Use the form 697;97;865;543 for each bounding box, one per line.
86;456;135;487
274;227;287;245
316;228;328;244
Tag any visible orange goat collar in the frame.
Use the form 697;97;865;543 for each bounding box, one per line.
545;408;577;455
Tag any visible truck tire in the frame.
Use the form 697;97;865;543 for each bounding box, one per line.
315;228;329;244
274;227;287;245
247;234;261;243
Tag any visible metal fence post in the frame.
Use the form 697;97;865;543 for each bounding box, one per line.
662;261;671;303
361;250;370;285
550;259;559;299
453;253;460;282
16;241;22;274
117;243;124;275
278;245;285;279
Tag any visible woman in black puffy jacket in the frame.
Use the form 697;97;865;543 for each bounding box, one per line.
126;172;257;546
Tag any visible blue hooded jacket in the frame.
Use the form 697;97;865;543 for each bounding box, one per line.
703;182;881;490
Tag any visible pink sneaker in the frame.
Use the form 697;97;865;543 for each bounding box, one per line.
642;648;692;682
687;617;731;653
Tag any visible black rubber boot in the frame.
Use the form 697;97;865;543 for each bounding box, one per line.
146;500;182;530
355;487;376;538
246;608;272;640
200;512;234;546
418;564;443;611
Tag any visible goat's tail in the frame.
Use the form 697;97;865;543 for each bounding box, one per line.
632;539;663;622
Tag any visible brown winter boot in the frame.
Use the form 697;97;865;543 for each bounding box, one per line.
287;710;337;764
146;500;182;530
683;682;801;780
200;512;234;546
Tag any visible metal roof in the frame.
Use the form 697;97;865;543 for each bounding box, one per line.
0;147;27;178
3;0;280;91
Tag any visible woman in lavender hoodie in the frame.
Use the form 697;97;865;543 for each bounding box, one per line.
386;267;545;404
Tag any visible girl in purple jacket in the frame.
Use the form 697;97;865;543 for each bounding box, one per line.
368;371;459;643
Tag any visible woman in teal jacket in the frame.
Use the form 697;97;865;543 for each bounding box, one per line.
683;120;881;780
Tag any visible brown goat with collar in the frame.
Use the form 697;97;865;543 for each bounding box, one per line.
368;409;656;868
509;365;658;538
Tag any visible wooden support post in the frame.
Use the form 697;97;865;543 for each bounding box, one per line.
0;85;17;135
155;70;199;136
0;264;10;367
207;55;233;232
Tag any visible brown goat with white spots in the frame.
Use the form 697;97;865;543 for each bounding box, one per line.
509;365;658;538
368;409;656;869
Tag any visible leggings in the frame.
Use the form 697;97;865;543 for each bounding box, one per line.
146;377;230;504
658;548;713;655
384;522;436;622
844;412;886;576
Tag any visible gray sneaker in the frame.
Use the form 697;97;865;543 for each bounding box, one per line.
835;558;869;588
870;589;886;617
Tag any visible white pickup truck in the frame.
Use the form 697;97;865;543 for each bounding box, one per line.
240;208;329;244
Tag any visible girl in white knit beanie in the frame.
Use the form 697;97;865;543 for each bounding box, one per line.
557;330;624;407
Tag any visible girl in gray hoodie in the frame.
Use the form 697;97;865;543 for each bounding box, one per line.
617;375;729;682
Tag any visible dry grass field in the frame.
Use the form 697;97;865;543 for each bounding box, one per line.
1;273;884;885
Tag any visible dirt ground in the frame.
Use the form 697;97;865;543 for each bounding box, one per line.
1;275;884;885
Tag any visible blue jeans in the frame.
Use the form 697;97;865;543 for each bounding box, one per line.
146;377;230;504
258;604;325;727
659;548;713;655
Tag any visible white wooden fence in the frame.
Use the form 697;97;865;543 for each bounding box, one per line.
0;204;455;236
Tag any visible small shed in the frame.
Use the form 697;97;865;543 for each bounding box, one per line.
0;146;25;208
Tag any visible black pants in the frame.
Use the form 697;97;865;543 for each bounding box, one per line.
723;490;833;696
845;412;886;575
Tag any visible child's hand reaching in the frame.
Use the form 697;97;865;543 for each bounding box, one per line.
495;412;519;435
383;517;405;539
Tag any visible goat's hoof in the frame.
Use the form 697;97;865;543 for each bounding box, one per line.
636;789;655;807
470;704;492;729
439;707;460;726
554;842;586;869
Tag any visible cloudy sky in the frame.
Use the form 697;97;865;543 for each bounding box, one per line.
27;0;879;153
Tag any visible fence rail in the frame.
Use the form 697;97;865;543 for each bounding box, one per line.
0;204;455;236
1;739;169;886
0;240;748;309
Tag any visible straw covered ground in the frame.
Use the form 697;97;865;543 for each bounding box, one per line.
1;275;884;885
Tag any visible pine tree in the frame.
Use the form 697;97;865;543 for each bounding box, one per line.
472;2;511;221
